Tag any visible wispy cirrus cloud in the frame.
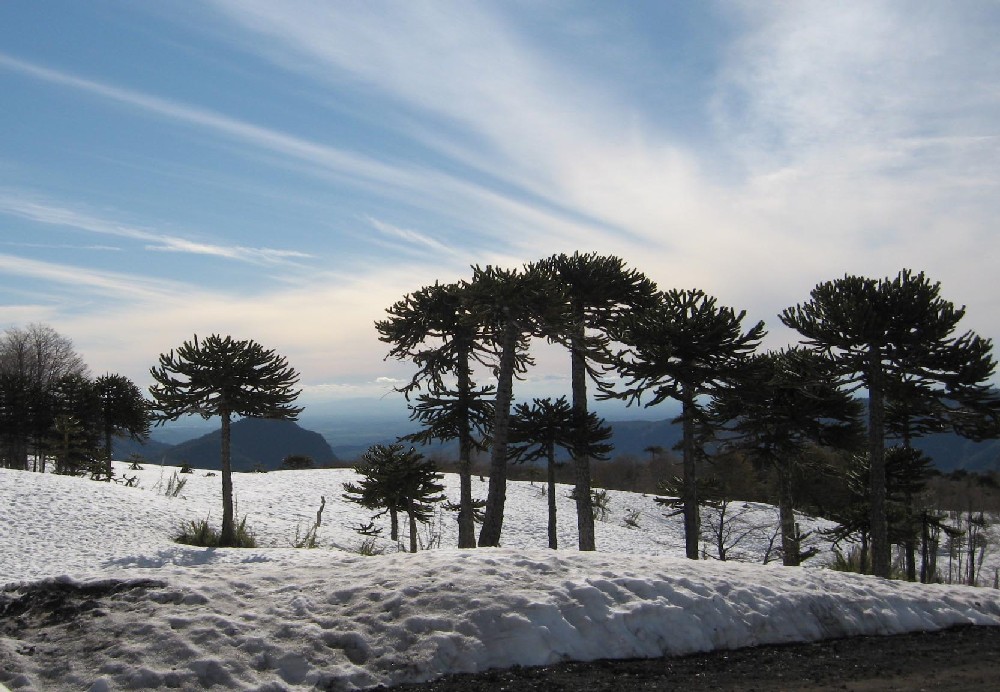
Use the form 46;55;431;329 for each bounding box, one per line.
363;216;459;259
0;252;185;301
0;191;313;266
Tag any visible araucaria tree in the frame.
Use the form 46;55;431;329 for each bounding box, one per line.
508;396;612;549
536;252;657;551
781;270;997;578
149;334;302;547
376;282;493;548
469;263;559;548
610;288;765;560
343;443;446;553
95;373;150;480
711;348;862;565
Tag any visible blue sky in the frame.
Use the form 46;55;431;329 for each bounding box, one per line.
1;1;998;418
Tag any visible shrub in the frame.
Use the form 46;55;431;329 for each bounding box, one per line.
355;537;388;556
282;454;314;470
175;514;256;548
164;470;188;498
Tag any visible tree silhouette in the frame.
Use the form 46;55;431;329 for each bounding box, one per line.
610;288;765;559
536;252;656;550
343;443;446;552
377;281;492;548
711;348;862;565
149;334;301;546
469;263;560;547
95;373;150;480
781;270;997;578
508;396;612;549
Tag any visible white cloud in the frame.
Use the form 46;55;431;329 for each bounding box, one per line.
0;191;313;267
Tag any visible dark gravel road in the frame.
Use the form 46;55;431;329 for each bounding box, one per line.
376;625;1000;692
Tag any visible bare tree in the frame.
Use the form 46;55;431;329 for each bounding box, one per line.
0;323;88;386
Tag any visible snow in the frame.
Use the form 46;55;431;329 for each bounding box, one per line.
2;463;999;691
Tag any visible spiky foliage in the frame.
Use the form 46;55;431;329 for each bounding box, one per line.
534;252;657;551
508;396;612;549
781;269;997;578
149;334;301;546
343;443;446;553
609;288;766;559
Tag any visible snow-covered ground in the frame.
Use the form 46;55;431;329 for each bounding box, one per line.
2;462;999;691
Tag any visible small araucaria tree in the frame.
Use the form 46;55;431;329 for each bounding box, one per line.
95;373;151;480
343;443;446;553
149;334;302;546
508;396;612;549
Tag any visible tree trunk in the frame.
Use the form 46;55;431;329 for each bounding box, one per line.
778;463;799;566
479;323;518;547
868;347;890;578
390;507;399;542
570;313;595;551
456;337;476;548
547;441;558;550
681;385;700;560
920;511;931;583
220;409;235;546
104;426;113;481
408;504;418;553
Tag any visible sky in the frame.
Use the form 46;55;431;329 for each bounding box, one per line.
3;462;999;689
1;1;998;419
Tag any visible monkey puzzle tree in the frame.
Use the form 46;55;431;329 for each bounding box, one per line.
469;263;562;547
149;334;301;547
377;281;493;548
710;348;863;565
609;288;766;560
508;396;612;549
45;373;102;476
95;373;151;480
343;443;446;553
781;270;997;578
535;252;657;551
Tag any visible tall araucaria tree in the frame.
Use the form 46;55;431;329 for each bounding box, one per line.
149;334;302;547
609;288;766;560
377;282;493;548
535;252;657;551
781;269;997;579
470;263;562;547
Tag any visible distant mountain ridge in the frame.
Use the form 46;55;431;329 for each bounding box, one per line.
119;418;341;471
130;414;1000;474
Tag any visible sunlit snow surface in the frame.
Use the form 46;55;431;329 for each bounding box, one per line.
2;463;999;691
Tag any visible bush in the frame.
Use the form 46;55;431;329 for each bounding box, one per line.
282;454;314;470
175;514;256;548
